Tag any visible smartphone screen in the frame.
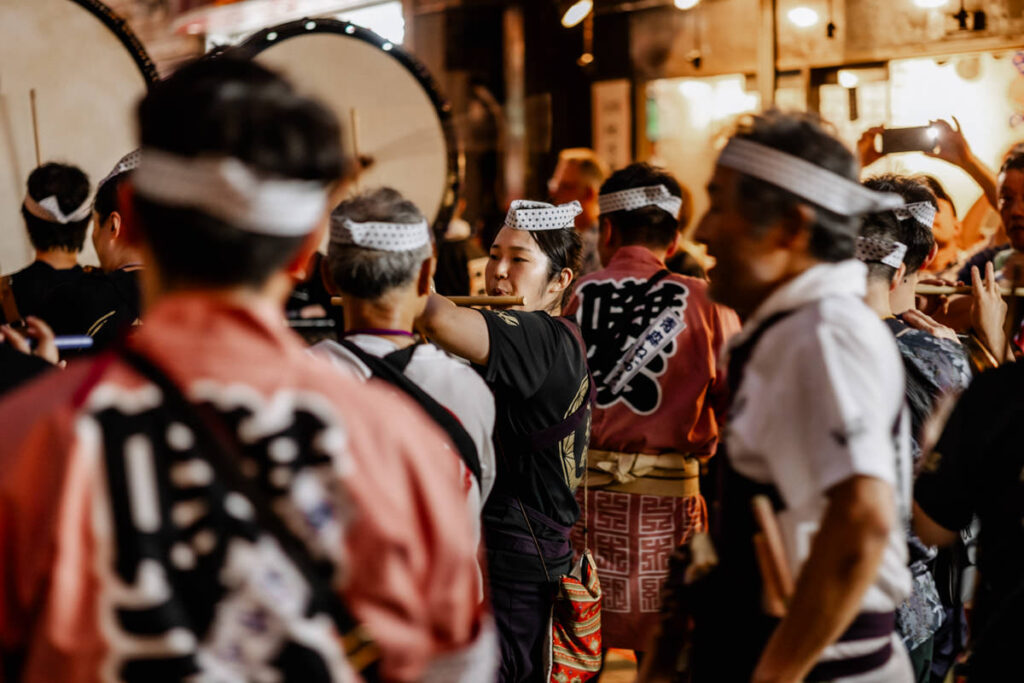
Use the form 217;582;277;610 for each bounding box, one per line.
880;126;937;154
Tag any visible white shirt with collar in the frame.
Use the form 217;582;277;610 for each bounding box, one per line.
725;260;912;630
313;336;497;506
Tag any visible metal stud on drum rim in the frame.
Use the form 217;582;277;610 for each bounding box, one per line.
233;18;463;236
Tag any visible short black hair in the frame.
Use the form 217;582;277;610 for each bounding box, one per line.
599;163;684;248
863;174;936;275
917;175;954;216
94;171;131;225
858;211;904;283
20;162;91;252
1000;143;1024;176
134;55;344;288
732;110;860;263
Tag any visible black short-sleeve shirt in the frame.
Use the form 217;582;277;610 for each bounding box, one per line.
38;268;141;349
915;363;1024;658
477;309;591;581
2;261;85;324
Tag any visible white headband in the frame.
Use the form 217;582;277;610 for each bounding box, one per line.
331;217;431;252
133;148;329;237
504;199;582;231
97;149;141;192
598;184;683;217
855;236;908;268
717;138;905;217
892;201;937;230
23;193;92;224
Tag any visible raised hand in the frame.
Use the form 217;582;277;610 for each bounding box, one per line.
856;125;885;168
970;262;1009;361
0;316;61;365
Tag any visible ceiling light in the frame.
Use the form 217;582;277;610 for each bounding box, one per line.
561;0;593;28
913;0;948;7
787;7;819;27
675;0;701;9
837;70;859;88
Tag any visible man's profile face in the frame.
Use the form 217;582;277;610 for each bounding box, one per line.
999;169;1024;252
694;166;776;316
548;161;588;205
931;198;959;247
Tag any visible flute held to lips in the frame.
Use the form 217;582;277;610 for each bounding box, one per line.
330;295;524;307
915;284;1024;297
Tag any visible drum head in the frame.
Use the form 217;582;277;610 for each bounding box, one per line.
0;0;156;271
234;19;461;232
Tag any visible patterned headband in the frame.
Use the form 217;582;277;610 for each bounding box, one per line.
97;149;142;192
598;184;683;218
892;201;937;230
331;217;431;252
22;193;92;224
855;236;908;268
504;199;582;231
717;138;905;217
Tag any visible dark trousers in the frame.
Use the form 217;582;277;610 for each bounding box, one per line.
491;575;554;683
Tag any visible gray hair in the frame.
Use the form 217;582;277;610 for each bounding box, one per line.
732;110;860;263
327;187;433;299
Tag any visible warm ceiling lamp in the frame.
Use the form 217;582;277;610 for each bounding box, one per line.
561;0;593;27
787;6;820;26
674;0;701;9
837;69;859;88
914;0;948;6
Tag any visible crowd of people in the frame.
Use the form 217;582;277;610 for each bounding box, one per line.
0;50;1021;683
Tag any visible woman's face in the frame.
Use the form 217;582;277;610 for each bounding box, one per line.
486;226;559;312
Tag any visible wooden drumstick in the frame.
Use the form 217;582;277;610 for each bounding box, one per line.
915;284;1024;297
751;494;793;611
349;108;361;192
1004;265;1023;359
446;295;523;307
29;89;41;166
330;295;524;307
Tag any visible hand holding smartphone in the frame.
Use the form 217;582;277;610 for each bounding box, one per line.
879;125;938;154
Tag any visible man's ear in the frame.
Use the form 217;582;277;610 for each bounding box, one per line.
416;256;434;296
116;181;144;248
599;216;614;246
776;203;816;247
108;211;123;240
285;220;327;281
665;233;680;259
891;263;907;292
922;242;939;271
321;254;340;295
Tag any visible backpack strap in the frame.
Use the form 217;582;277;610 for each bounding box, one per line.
336;339;483;485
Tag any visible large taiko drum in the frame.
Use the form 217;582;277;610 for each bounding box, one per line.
232;18;462;233
0;0;157;272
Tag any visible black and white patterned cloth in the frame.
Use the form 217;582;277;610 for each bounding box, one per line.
331;217;431;252
503;199;581;231
597;184;682;217
97;149;142;190
892;201;937;230
856;236;908;268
